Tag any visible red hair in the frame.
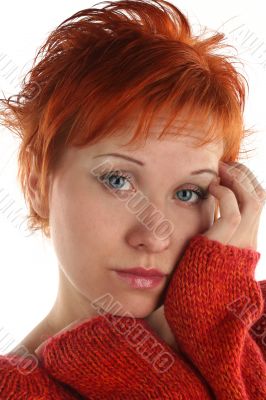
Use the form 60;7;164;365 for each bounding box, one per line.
0;0;254;238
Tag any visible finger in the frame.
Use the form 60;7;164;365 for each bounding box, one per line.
223;163;264;249
219;162;266;214
220;162;266;207
231;162;266;206
216;162;265;249
202;180;241;244
226;163;254;194
228;211;260;250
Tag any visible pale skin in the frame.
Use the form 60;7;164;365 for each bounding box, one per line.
9;111;266;357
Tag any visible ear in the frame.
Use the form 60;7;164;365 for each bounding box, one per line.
28;169;49;219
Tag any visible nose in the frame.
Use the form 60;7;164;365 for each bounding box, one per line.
126;218;172;253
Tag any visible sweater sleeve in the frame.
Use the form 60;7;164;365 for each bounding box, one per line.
249;280;266;362
0;353;80;399
164;234;266;400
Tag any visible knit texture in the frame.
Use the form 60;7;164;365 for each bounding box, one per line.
0;234;266;399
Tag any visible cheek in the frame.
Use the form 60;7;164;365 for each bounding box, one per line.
49;186;119;266
49;196;114;293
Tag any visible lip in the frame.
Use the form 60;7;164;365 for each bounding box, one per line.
113;271;166;289
113;267;167;277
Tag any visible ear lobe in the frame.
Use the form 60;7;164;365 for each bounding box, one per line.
28;170;49;219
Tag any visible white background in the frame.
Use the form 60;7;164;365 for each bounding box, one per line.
0;0;265;353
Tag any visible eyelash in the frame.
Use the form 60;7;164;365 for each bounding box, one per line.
99;170;209;205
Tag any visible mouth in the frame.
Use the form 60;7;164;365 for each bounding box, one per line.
112;270;166;289
112;266;167;277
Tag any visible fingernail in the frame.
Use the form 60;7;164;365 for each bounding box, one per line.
211;177;220;185
219;161;229;168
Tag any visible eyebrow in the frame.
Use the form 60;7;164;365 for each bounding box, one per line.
93;152;218;177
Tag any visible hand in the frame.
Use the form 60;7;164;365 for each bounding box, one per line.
203;161;266;250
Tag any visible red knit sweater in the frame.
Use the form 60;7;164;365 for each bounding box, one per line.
1;234;266;399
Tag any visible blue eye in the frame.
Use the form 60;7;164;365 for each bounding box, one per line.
100;170;134;191
99;170;209;204
175;188;209;204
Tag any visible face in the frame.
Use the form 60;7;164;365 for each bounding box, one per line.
45;113;223;320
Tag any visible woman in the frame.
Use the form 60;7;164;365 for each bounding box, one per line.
0;0;265;398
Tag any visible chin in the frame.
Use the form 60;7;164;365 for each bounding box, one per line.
103;301;160;320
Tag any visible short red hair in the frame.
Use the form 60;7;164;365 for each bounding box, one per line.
0;0;253;238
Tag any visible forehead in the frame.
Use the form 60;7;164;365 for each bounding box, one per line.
87;140;223;175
